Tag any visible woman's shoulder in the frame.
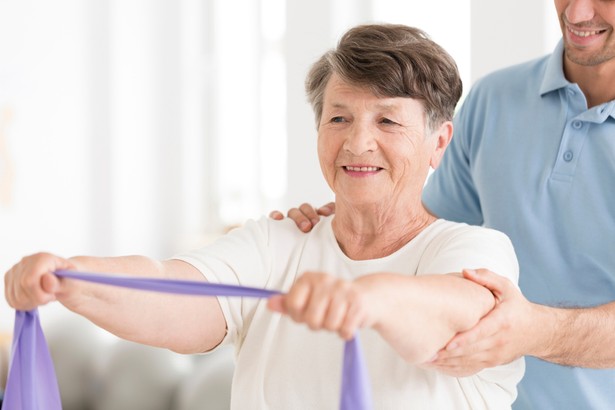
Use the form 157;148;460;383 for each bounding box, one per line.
418;219;519;283
425;219;511;242
245;214;332;246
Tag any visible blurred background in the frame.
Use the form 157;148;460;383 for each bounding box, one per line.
0;0;560;407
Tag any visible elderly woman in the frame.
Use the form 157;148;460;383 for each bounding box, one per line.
5;24;523;409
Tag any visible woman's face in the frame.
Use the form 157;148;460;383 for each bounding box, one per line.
317;74;450;209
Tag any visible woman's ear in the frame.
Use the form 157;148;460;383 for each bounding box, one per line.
429;121;453;169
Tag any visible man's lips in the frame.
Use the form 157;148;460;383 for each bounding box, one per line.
567;25;608;39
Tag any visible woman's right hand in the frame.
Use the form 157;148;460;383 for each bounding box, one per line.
269;202;336;232
4;252;74;310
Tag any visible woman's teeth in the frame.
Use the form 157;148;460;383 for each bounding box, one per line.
345;166;380;172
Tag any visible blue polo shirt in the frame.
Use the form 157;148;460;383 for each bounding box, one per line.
423;41;615;410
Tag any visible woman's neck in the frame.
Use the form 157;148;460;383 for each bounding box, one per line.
331;203;436;260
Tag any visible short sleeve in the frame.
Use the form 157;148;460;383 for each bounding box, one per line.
418;225;519;286
172;218;273;347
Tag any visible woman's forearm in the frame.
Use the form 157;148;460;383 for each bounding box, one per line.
59;256;226;354
364;273;495;364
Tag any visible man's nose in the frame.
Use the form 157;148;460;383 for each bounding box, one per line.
565;0;596;25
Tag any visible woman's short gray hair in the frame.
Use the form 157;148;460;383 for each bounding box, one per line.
306;24;462;131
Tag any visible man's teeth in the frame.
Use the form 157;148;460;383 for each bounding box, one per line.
569;27;604;37
345;166;380;172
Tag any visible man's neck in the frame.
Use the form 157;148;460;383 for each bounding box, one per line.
564;57;615;108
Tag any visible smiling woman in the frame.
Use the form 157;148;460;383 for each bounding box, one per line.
316;76;450;227
306;25;460;257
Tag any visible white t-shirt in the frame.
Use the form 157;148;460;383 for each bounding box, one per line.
175;216;524;409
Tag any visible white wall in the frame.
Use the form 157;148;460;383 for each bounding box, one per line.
470;0;561;82
0;1;93;334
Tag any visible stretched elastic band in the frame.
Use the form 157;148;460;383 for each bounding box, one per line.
2;270;372;410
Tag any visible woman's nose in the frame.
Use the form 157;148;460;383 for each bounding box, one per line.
343;124;377;155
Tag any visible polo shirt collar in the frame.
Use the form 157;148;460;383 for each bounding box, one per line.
539;40;615;121
539;40;568;97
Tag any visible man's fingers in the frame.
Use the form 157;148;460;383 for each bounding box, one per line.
433;343;513;371
444;307;503;354
287;208;313;232
269;210;284;220
317;202;336;216
287;203;321;233
298;203;321;226
271;202;331;232
432;335;495;363
463;268;509;300
426;355;490;377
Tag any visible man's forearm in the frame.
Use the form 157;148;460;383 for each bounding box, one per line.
535;301;615;368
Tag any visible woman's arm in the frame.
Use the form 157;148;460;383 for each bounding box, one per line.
268;270;494;365
4;252;226;354
359;272;495;364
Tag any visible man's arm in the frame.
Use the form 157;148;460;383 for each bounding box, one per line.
4;252;226;354
430;269;615;372
546;302;615;367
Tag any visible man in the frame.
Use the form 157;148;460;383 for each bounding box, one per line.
275;1;615;408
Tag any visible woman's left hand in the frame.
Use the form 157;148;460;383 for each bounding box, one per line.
267;272;375;340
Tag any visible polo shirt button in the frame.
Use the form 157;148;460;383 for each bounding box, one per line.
572;120;583;129
563;151;574;162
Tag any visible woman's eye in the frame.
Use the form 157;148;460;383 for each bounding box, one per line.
380;118;397;125
331;116;345;123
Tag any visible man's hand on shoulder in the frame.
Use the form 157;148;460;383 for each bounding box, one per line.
269;202;335;232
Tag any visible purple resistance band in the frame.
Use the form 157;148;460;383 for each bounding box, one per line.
2;270;372;410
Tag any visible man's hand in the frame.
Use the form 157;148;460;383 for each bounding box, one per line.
269;202;335;232
4;252;75;310
426;269;541;376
